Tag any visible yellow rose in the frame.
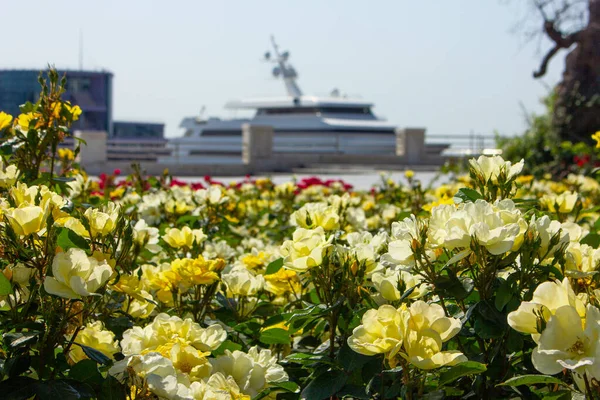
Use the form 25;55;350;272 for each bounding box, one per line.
0;111;12;130
122;290;156;319
170;343;212;381
0;163;19;189
209;346;288;398
5;206;46;236
508;278;586;342
468;155;524;184
290;202;340;231
264;269;301;297
57;148;75;161
540;191;579;213
16;112;42;131
171;255;225;287
222;267;264;296
44;248;113;299
592;131;600;149
401;301;466;369
84;202;120;237
9;182;39;207
347;305;405;358
280;227;333;272
120;313;227;356
531;304;600;384
69;321;119;364
163;226;194;249
64;102;82;121
54;216;90;238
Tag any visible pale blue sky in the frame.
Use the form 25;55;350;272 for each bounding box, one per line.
2;0;563;138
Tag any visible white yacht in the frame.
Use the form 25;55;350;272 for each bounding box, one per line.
166;37;402;164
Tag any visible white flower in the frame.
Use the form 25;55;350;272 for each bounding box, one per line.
565;242;600;276
428;199;525;256
508;278;586;341
203;240;236;261
222;267;265;296
210;346;288;397
532;304;600;382
280;227;333;272
44;248;112;299
401;301;466;370
468;155;524;184
120;313;227;356
540;191;579;213
529;215;570;262
133;219;161;253
290;202;340;231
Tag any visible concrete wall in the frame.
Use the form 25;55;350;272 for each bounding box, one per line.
72;126;442;176
74;130;107;172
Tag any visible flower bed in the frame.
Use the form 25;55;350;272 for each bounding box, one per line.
0;71;599;399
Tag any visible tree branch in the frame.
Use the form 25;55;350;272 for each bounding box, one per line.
533;44;561;77
532;15;583;78
543;20;583;45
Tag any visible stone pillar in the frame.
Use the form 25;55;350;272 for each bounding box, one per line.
396;127;426;164
74;130;107;169
242;124;273;165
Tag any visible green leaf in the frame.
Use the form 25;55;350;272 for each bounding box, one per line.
434;270;473;300
52;177;76;183
439;361;487;386
284;352;330;365
336;384;371;399
0;376;38;400
34;380;80;400
0;272;12;295
62;379;96;399
4;332;39;349
56;228;90;251
336;343;373;372
252;381;300;400
259;328;291;345
98;375;126;400
213;340;243;356
301;369;347;400
104;316;133;340
5;354;31;377
265;258;284;275
271;381;300;393
454;188;483;203
399;285;416;302
494;279;513;311
0;142;13;156
19;101;36;113
542;390;573;400
69;359;104;386
498;375;569;387
74;343;111;365
581;233;600;248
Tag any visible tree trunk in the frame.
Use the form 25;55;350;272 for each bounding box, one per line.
553;0;600;144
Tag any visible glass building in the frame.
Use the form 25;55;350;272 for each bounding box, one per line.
0;69;113;134
113;121;164;139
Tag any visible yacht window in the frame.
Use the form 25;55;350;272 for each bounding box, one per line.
257;108;318;115
319;107;372;115
257;107;373;115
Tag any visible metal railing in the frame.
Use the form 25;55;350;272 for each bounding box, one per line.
426;133;503;157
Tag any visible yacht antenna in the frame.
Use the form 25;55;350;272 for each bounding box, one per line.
266;35;303;98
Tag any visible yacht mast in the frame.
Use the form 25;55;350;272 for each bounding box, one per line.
267;36;303;98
